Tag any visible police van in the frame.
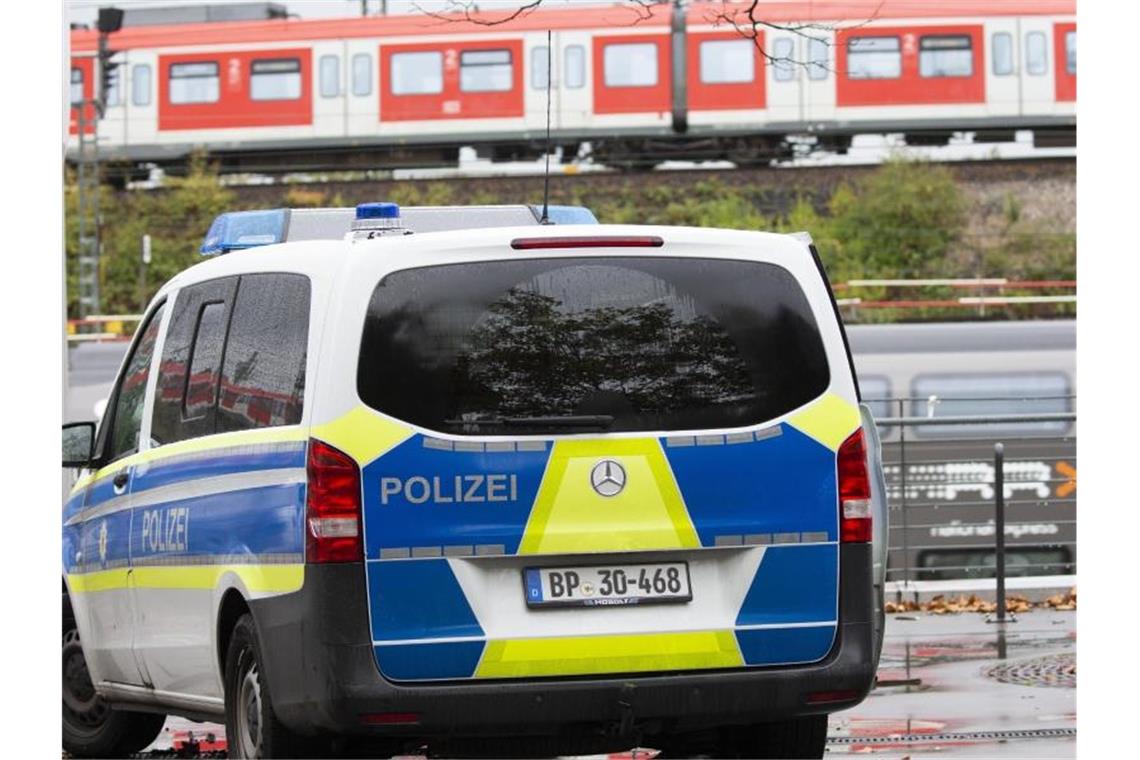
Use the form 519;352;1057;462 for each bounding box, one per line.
62;203;888;759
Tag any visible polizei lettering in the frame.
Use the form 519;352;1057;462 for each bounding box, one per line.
140;507;190;553
380;474;519;505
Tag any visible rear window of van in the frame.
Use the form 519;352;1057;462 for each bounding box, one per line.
357;257;830;435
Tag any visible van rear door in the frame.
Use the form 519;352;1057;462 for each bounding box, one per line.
335;249;862;682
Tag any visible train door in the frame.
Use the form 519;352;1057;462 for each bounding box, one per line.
346;39;379;136
523;31;592;134
313;41;347;139
556;30;593;131
803;32;836;123
986;19;1020;118
125;51;159;147
765;33;802;123
1018;17;1055;116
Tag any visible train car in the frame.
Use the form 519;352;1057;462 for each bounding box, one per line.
850;320;1076;583
67;0;1076;175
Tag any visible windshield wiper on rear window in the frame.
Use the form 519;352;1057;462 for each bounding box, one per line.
444;414;615;430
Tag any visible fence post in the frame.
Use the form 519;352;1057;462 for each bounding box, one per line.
991;442;1011;625
898;399;911;594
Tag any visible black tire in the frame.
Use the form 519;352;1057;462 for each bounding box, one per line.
224;613;319;759
715;715;829;759
62;626;166;758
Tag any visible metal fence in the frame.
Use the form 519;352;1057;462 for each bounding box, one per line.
870;397;1076;584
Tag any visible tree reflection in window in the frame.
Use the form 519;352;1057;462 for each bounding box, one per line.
453;290;754;426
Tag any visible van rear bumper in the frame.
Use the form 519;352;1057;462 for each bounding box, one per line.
252;544;878;743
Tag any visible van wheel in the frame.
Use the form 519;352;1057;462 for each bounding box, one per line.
224;613;317;759
62;627;166;757
716;715;828;759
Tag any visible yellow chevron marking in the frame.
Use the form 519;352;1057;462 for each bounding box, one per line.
311;406;413;465
518;438;699;555
787;393;861;452
475;630;743;678
67;564;304;594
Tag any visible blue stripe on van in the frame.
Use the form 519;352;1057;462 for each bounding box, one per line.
664;425;839;546
735;624;836;666
735;544;839;627
130;482;305;563
374;641;486;681
131;443;306;494
361;435;550;557
368;559;484;642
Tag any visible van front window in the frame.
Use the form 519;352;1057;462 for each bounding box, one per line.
357;257;830;435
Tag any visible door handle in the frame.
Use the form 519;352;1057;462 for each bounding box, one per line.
113;469;130;492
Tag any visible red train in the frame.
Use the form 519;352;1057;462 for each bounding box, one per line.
68;1;1076;173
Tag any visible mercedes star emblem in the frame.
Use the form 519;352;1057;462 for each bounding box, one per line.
590;459;627;497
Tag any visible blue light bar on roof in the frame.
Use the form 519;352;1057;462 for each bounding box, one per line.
532;205;599;225
200;209;288;255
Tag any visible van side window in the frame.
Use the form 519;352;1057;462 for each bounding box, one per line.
106;302;166;462
216;274;310;433
183;302;228;420
152;277;237;445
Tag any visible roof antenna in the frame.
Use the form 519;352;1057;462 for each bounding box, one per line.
540;28;553;224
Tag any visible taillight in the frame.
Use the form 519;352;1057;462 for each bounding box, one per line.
838;428;872;543
510;236;664;250
306;439;363;563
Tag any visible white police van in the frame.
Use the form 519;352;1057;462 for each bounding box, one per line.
62;202;888;759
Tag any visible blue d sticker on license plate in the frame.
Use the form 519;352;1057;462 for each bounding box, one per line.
524;562;691;608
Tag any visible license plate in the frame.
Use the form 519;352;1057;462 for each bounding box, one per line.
523;562;692;608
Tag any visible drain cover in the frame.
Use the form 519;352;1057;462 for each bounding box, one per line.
986;652;1076;688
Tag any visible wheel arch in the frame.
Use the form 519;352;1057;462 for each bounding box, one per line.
216;587;252;680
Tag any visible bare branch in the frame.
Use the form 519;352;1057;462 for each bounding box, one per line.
702;0;885;74
411;0;544;27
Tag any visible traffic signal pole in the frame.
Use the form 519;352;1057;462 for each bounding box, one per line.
73;7;123;319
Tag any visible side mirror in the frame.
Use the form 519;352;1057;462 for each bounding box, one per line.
63;422;97;468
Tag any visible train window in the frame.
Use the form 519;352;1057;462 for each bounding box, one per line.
699;39;754;84
807;37;828;80
390;51;441;95
216;274;309;434
992;33;1013;76
320;55;340;98
858;375;894;421
917;548;1071;581
909;372;1071;439
531;45;550;90
1065;31;1076;74
169;62;220;104
460;49;513;93
846;36;901;79
1025;31;1047;76
919;35;973;78
603;42;658;87
565;45;585;89
132;64;152;106
70;68;83;105
771;38;795;82
352;53;373;96
250;58;302;101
